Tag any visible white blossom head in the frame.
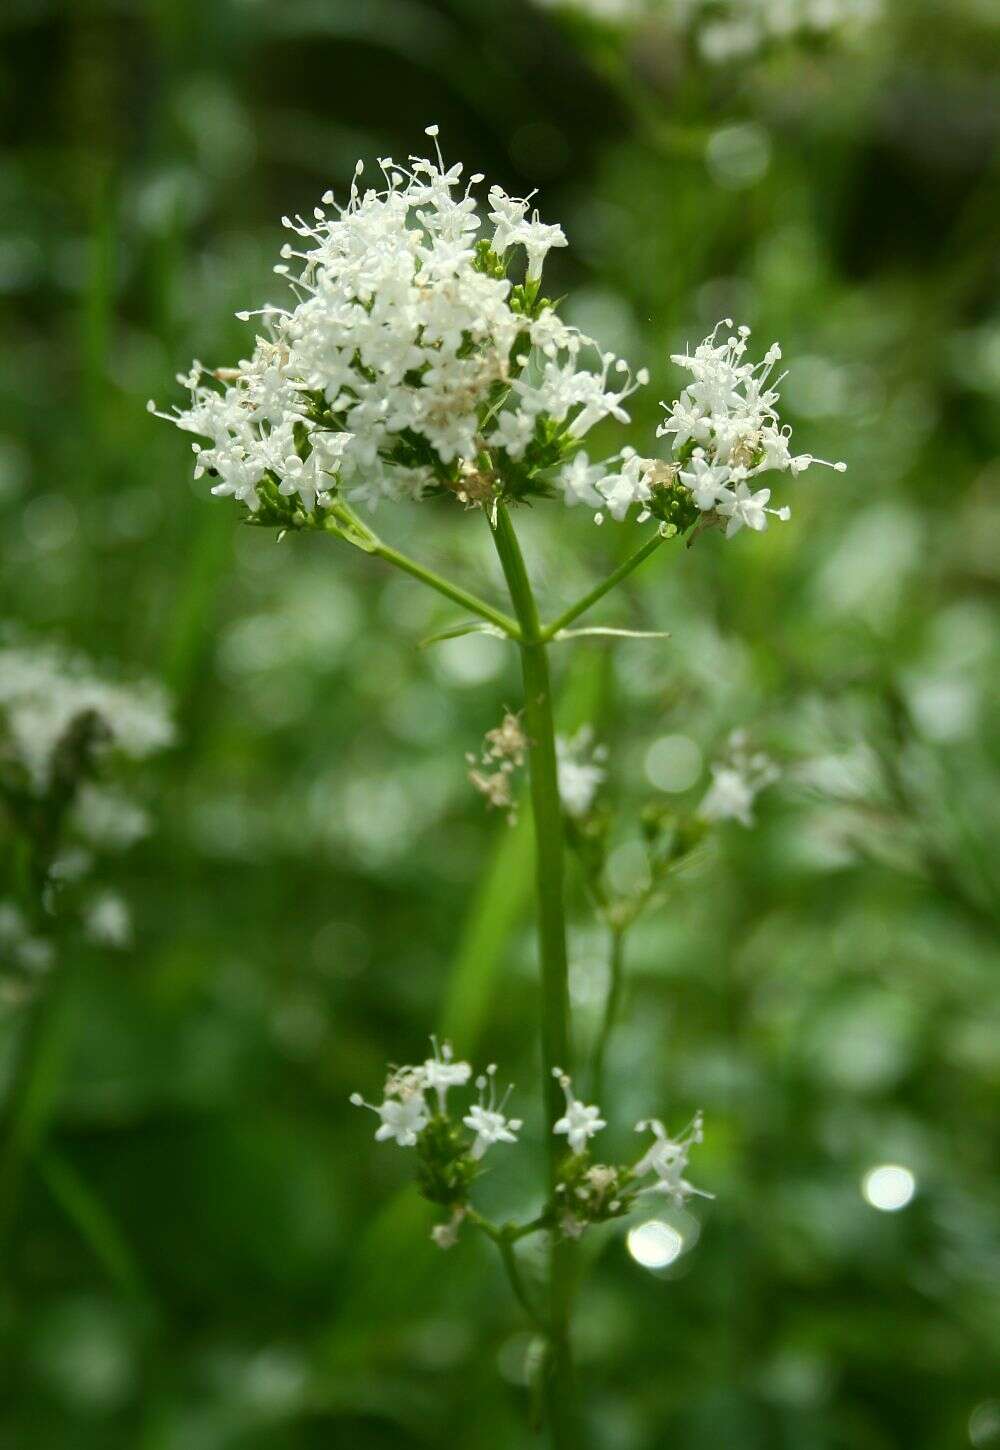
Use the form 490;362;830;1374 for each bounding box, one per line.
349;1086;430;1147
649;320;845;537
150;129;648;526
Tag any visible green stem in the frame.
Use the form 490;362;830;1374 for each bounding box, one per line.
468;1210;547;1332
487;503;577;1450
328;502;520;639
590;925;626;1103
541;529;666;641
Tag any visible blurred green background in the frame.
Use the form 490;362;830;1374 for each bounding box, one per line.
1;1;999;1446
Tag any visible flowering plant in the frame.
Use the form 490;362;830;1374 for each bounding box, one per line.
152;129;841;1446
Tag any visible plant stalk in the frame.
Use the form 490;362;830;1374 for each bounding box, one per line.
487;503;577;1449
328;501;521;638
541;528;665;641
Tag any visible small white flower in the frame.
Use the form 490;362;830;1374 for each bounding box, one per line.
679;449;731;511
462;1064;522;1159
512;214;568;281
596;449;654;523
633;1112;712;1208
715;480;784;536
552;1068;606;1154
558;451;605;509
349;1089;430;1147
423;1037;473;1113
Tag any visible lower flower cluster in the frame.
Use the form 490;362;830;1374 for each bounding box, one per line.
351;1043;710;1248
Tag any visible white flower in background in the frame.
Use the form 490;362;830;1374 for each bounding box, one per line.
151;128;647;519
633;1111;712;1207
552;1068;607;1153
699;730;780;827
0;642;174;794
71;783;150;851
84;891;133;950
556;727;607;817
462;1065;523;1159
0;902;54;976
423;1037;473;1113
532;0;881;61
655;321;845;535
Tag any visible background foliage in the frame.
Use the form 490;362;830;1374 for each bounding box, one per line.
1;2;998;1447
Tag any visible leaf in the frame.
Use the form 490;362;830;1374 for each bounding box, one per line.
38;1149;153;1308
418;619;508;649
552;626;671;642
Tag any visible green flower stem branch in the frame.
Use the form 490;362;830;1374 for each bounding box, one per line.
540;528;668;641
326;502;522;640
467;1209;549;1332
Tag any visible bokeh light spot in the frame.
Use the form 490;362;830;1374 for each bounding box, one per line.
861;1164;916;1212
644;734;703;793
626;1220;684;1270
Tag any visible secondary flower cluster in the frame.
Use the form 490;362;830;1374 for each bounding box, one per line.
0;642;174;988
351;1042;709;1245
564;321;846;535
150;128;649;525
351;1039;522;1241
551;1069;711;1239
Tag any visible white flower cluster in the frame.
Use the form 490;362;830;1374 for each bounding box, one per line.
556;321;845;534
0;643;174;796
151;128;648;519
659;321;845;537
552;1069;711;1238
351;1038;522;1159
533;0;880;62
699;729;780;826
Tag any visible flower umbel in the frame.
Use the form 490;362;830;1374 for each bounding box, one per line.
149;128;648;525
